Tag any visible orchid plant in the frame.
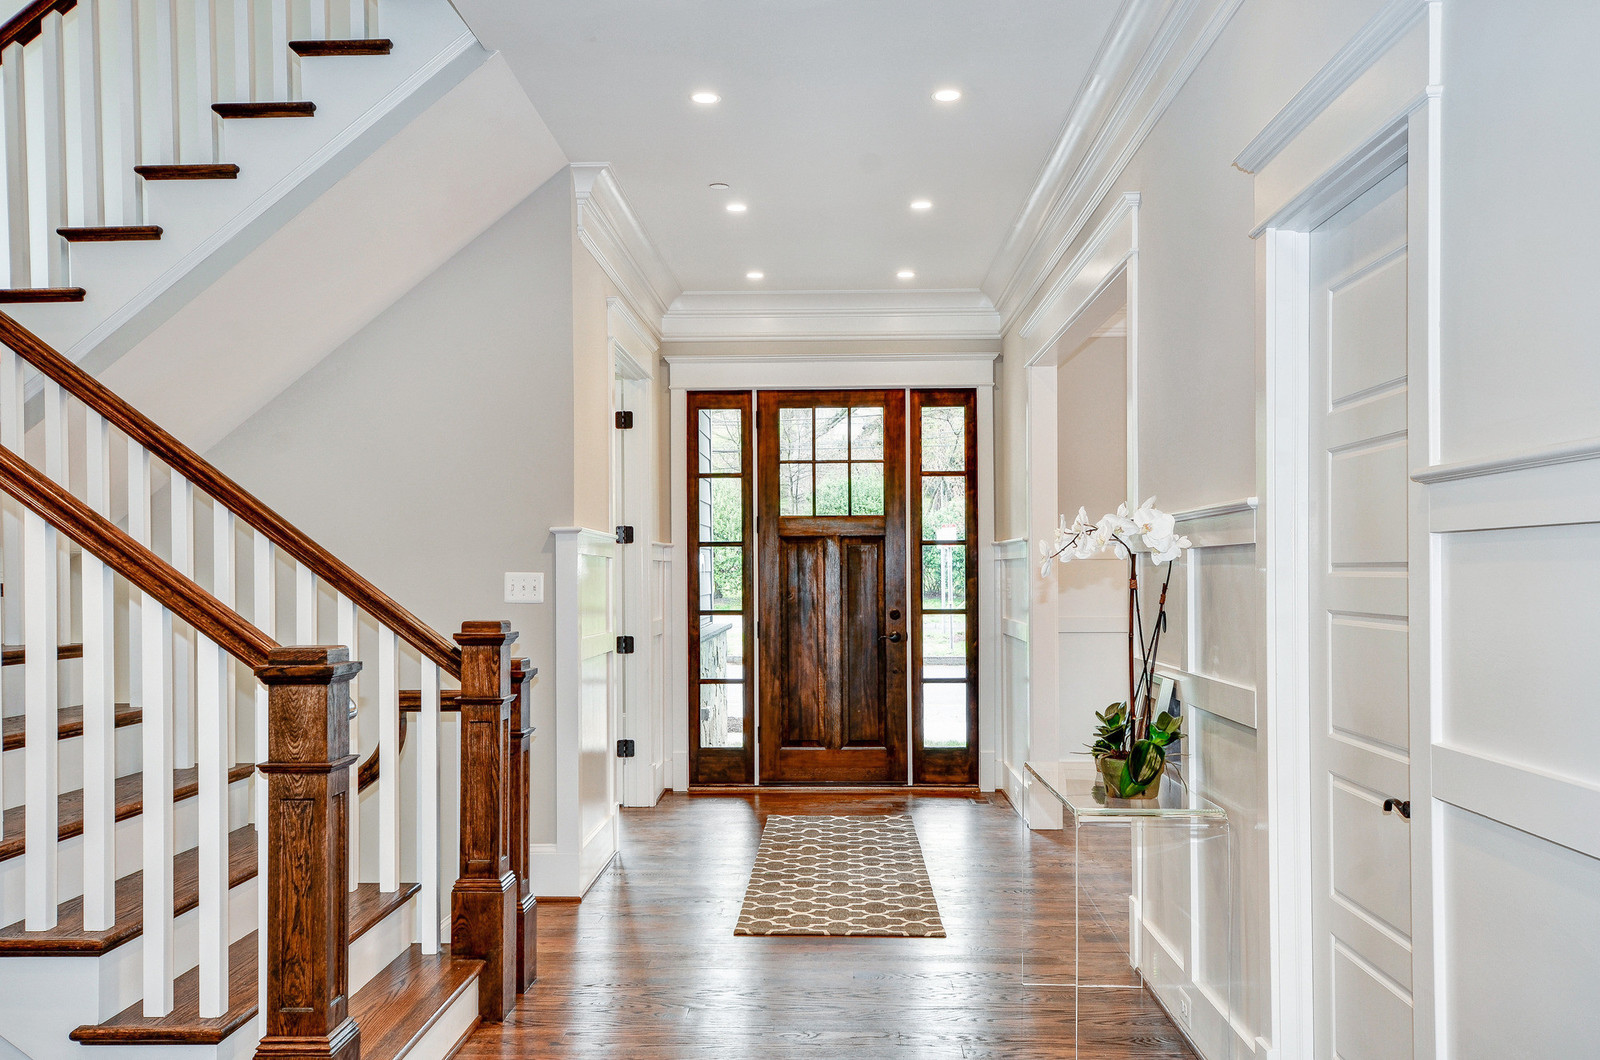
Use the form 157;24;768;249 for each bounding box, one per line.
1041;499;1192;796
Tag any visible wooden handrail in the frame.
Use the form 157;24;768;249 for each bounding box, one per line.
0;312;460;677
0;0;76;55
0;446;278;668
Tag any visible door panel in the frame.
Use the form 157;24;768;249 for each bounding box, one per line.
1309;166;1414;1059
758;390;908;784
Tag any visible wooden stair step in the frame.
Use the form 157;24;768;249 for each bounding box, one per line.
56;225;163;242
1;641;85;665
0;826;256;955
290;38;393;56
134;163;239;180
0;762;255;863
1;702;140;752
349;945;484;1060
73;885;425;1046
0;288;85;303
211;101;315;119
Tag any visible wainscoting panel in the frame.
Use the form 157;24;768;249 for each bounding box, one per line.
993;539;1031;816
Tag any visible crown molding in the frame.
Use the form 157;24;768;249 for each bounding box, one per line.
659;289;1002;343
1233;0;1429;174
982;0;1245;331
572;164;681;339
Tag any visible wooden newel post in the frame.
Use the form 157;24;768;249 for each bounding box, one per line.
510;657;538;992
254;646;363;1060
451;620;519;1021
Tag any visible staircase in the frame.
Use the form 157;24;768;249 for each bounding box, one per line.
0;315;536;1057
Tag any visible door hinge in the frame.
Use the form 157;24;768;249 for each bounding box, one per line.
615;410;634;429
616;738;636;758
616;635;635;655
616;524;635;544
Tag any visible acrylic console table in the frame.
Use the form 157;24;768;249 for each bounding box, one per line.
1024;761;1234;1059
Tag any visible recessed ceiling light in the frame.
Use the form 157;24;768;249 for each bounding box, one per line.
932;88;962;103
709;182;730;189
910;199;933;211
726;202;748;213
897;269;916;279
747;271;764;280
691;91;721;104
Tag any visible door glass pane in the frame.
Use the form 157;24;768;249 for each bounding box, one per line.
815;463;849;515
923;683;967;748
921;615;966;679
698;546;743;612
922;476;966;539
921;406;965;471
699;478;743;543
779;463;812;515
699;616;745;680
921;545;967;610
700;682;745;749
697;409;742;473
850;462;884;515
850;406;884;460
815;407;850;460
779;408;812;460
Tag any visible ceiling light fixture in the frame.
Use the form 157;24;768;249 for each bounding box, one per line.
932;88;962;103
691;91;721;104
747;271;764;280
709;182;730;189
897;269;916;279
726;202;748;213
910;199;932;211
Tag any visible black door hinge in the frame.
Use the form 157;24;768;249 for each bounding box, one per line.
616;635;635;655
616;525;635;544
615;410;634;429
616;738;636;758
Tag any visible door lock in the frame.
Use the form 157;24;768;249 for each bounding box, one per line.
879;632;902;643
1382;798;1411;820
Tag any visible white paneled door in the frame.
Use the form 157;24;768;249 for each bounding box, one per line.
1308;166;1414;1060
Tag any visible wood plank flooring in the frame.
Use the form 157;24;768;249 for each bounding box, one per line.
460;790;1197;1060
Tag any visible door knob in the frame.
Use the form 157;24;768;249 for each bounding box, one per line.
879;632;903;643
1382;798;1411;820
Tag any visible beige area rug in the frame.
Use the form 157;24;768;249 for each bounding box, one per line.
734;814;946;937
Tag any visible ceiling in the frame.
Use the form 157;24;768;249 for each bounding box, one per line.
452;0;1120;294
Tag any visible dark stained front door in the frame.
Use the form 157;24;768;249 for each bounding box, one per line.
757;390;909;784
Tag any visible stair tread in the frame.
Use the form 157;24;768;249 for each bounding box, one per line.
0;288;85;303
56;225;163;242
350;880;421;944
211;101;316;118
0;762;255;863
72;886;427;1045
2;702;140;751
134;163;239;180
0;826;256;954
289;38;393;56
1;641;85;665
350;945;484;1060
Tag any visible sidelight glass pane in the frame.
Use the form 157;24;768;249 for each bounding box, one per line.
815;407;850;461
700;682;745;749
815;463;849;515
698;547;743;612
697;409;743;473
921;475;967;539
921;545;967;610
779;408;812;460
699;616;745;680
921;615;967;679
923;683;968;748
699;477;743;543
850;462;884;515
779;463;812;515
850;406;884;460
921;405;965;472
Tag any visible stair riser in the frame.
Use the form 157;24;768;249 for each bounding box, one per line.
349;892;415;996
402;977;479;1060
1;723;142;808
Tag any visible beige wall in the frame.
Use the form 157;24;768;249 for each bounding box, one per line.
572;224;620;532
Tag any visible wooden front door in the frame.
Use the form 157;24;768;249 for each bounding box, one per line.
757;391;909;784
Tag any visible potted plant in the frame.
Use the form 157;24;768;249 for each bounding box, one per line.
1041;499;1191;799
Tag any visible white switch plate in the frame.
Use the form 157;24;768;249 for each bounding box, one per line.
504;572;543;604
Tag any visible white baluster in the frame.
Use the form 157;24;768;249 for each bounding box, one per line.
336;592;358;890
77;0;106;226
251;531;273;1023
144;0;178;163
3;42;30;287
170;473;195;768
228;0;253;102
417;661;439;952
212;505;235;763
23;509;59;929
377;625;397;892
306;0;327;40
38;12;69;285
295;561;314;643
127;443;150;711
141;600;174;1016
265;0;288;100
0;349;21;739
188;0;219;164
362;0;376;39
81;410;116;930
41;382;69;646
196;631;228;1018
108;0;142;220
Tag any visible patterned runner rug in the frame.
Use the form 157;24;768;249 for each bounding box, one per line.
734;814;946;937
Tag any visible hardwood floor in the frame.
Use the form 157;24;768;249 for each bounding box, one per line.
460;790;1198;1059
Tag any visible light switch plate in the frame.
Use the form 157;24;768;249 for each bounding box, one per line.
504;571;543;604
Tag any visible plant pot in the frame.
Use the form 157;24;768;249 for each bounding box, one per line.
1098;753;1163;801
